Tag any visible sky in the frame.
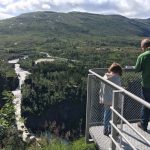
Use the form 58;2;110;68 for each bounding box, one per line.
0;0;150;20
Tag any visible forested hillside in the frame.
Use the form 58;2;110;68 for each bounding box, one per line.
1;11;150;37
21;60;86;139
0;11;150;61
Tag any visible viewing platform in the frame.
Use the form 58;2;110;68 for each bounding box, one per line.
85;68;150;150
90;123;150;150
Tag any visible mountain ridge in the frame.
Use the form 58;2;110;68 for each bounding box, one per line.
0;11;150;37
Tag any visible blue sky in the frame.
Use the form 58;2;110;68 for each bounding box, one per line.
0;0;150;20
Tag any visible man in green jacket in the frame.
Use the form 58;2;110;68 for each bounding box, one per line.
135;38;150;132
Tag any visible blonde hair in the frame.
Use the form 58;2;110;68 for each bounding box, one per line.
141;39;150;49
108;63;122;76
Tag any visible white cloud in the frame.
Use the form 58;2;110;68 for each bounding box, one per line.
0;12;14;20
115;0;150;18
0;0;14;6
42;4;51;9
0;0;150;20
50;0;84;5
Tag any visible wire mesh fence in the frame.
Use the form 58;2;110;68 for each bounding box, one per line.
88;68;142;125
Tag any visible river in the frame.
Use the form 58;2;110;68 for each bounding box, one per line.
8;54;55;142
9;58;35;142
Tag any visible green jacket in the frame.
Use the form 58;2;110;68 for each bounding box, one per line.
135;49;150;88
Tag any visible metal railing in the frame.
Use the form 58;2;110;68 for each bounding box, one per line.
85;68;150;150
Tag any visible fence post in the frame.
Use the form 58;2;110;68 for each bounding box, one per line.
85;74;93;143
111;90;120;150
119;94;124;148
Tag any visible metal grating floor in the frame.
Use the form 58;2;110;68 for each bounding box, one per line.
89;122;150;150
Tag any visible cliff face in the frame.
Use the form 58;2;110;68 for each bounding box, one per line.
24;100;85;140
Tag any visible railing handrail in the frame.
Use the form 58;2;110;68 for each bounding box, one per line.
110;121;137;150
89;69;150;109
110;106;150;146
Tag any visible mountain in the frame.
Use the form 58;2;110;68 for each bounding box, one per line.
0;11;150;61
0;11;150;37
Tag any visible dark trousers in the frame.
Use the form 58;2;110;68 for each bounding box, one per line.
141;87;150;129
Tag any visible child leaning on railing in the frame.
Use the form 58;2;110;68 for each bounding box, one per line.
99;62;123;136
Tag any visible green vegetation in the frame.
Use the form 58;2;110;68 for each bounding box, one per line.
0;11;149;149
21;60;86;140
0;91;15;127
22;60;87;112
28;138;96;150
0;11;148;64
0;61;19;149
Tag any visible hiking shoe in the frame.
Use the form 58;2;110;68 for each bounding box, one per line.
137;122;147;132
103;129;111;136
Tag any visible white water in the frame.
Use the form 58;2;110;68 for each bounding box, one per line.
40;52;51;58
35;58;54;64
8;58;19;64
14;64;30;88
9;54;54;142
35;52;55;64
9;60;35;142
